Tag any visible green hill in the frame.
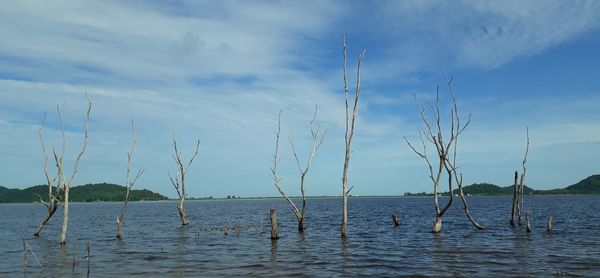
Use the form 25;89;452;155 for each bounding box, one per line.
451;183;535;196
407;174;600;196
0;183;168;203
536;175;600;195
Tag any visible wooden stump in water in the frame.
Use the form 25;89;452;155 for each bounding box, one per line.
526;213;532;233
270;209;279;240
547;215;553;232
86;242;90;278
433;217;442;233
392;214;400;227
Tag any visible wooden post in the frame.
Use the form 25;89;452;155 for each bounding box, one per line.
526;213;532;233
392;214;400;226
547;215;553;232
22;238;27;273
86;242;90;278
510;171;518;226
72;241;76;273
270;209;279;240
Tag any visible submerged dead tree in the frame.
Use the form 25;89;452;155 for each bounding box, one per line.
271;107;327;232
34;115;61;237
511;128;530;225
341;37;366;239
405;75;484;233
168;136;200;226
57;96;92;245
116;119;145;239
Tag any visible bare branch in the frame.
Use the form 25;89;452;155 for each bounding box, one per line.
67;94;92;185
288;135;303;175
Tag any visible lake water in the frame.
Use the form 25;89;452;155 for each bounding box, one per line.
1;196;599;277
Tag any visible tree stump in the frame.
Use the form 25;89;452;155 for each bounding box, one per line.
547;215;553;232
526;213;532;233
270;209;279;240
433;217;442;233
392;214;400;227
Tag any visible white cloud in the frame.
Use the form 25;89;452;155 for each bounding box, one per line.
0;1;599;197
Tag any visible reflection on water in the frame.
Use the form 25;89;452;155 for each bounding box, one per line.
1;196;600;276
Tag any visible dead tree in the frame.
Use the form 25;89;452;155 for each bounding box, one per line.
271;107;327;232
341;37;366;239
58;96;92;245
516;128;530;225
34;114;61;237
116;119;145;239
405;75;484;233
168;136;200;226
510;171;518;226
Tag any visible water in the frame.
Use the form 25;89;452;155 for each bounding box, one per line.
1;196;599;277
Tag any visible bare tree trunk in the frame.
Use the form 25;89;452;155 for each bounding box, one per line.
517;128;530;225
341;36;365;240
547;215;553;232
270;209;279;240
168;136;199;226
117;120;144;239
526;213;532;233
34;201;58;236
456;174;485;230
510;170;518;226
177;200;189;225
59;186;69;245
433;216;442;233
59;96;92;245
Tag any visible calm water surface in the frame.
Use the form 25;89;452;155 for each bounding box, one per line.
1;196;599;277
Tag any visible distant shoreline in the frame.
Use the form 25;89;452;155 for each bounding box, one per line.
2;194;598;205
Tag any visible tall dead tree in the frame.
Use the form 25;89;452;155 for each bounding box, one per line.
405;75;484;233
516;128;530;225
57;96;92;245
168;136;200;226
34;114;61;237
341;37;366;239
271;107;327;232
510;170;518;226
116;119;145;239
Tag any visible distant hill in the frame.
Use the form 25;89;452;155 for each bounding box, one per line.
535;175;600;195
451;183;535;196
405;174;600;196
0;183;168;203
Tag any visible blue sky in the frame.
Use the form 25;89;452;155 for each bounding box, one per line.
0;1;599;198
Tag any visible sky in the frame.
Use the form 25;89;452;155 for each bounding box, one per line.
0;0;599;198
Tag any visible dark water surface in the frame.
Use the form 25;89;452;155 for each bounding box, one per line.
1;196;599;277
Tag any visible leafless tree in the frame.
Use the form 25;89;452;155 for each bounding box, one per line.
55;96;92;245
341;37;366;239
405;75;484;233
516;128;530;225
34;114;61;237
116;119;145;239
168;136;200;225
271;106;327;232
